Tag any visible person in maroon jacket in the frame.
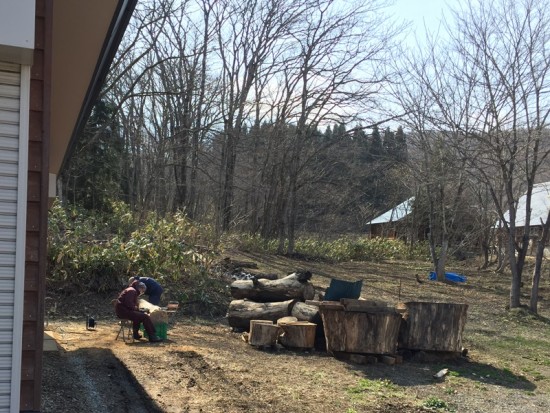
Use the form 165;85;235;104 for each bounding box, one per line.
115;281;162;342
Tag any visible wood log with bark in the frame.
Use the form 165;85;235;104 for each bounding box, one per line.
291;301;321;324
397;301;468;352
291;301;324;339
230;271;315;302
219;257;259;270
227;299;296;330
248;320;280;347
319;300;402;355
278;321;317;349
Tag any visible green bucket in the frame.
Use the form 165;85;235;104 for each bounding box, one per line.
140;322;168;339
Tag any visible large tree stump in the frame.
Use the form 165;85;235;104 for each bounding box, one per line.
397;301;468;352
291;301;324;340
278;321;317;349
227;299;296;330
248;320;280;347
230;272;315;302
319;301;402;355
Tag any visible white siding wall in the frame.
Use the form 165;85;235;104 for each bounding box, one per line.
0;61;26;413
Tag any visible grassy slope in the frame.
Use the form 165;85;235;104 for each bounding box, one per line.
224;251;550;411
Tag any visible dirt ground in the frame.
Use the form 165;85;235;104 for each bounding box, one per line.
41;253;550;413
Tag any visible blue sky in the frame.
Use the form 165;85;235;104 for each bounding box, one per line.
389;0;457;43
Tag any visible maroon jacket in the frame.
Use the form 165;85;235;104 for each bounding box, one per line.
115;282;140;316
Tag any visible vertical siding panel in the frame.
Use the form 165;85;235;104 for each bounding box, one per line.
20;0;50;410
0;60;20;412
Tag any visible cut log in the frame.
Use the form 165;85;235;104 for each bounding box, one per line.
397;301;468;352
291;302;321;323
139;299;168;324
248;320;280;347
253;273;278;280
230;272;315;302
319;303;402;355
278;321;316;349
226;299;296;330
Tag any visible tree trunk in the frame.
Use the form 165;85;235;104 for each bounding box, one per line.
248;320;280;347
278;321;316;349
291;302;321;324
397;301;468;352
227;299;296;330
230;272;315;302
319;302;402;355
530;210;550;313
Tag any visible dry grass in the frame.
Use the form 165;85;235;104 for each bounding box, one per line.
42;253;550;413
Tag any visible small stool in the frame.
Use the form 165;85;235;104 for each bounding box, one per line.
116;319;134;343
112;298;134;343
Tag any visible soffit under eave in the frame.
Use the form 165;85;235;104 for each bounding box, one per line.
49;0;136;176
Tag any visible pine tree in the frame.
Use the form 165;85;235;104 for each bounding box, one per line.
61;100;123;211
370;125;383;159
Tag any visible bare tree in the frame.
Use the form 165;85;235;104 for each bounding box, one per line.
394;0;550;309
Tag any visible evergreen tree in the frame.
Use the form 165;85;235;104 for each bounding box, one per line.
61;100;123;211
323;125;333;140
383;127;396;156
394;126;408;162
370;125;383;159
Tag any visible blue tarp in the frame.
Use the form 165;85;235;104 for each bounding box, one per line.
429;271;467;283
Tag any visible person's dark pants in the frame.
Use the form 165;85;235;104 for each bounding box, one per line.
116;306;156;338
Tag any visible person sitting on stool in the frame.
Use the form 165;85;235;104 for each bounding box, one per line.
128;275;163;305
115;281;162;342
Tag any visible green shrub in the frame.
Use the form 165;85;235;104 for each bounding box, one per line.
226;232;429;262
48;201;220;301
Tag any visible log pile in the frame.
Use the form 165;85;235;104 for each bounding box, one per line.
227;269;321;349
227;270;317;330
318;298;469;363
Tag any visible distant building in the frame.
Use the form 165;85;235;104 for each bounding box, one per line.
367;197;415;239
497;182;550;252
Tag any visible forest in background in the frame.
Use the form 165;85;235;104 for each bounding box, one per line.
54;0;550;312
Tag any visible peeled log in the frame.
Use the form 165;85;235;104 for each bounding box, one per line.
230;272;315;302
227;299;296;330
139;299;168;324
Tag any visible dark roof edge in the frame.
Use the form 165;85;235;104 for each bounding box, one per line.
59;0;137;175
